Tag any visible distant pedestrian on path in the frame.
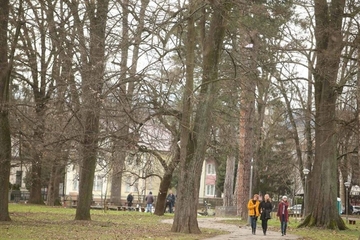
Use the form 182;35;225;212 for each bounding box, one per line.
260;194;272;236
247;194;260;235
145;191;154;213
277;195;289;236
127;192;133;207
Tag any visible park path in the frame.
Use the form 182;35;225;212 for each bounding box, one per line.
162;217;301;240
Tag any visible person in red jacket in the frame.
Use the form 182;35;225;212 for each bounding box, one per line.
277;195;289;236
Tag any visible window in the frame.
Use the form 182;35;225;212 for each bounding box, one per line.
125;176;132;192
73;175;79;191
206;164;216;175
15;171;22;186
206;184;215;196
93;175;103;191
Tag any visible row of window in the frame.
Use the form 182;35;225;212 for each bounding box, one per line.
71;163;216;194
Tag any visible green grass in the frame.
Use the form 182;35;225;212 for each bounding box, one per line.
221;216;360;240
2;204;360;240
0;204;224;240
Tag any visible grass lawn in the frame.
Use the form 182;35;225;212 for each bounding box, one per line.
0;204;224;240
222;216;360;240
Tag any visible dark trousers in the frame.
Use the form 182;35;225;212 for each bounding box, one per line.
165;202;174;213
261;219;268;233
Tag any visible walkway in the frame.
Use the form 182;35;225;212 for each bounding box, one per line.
162;217;301;240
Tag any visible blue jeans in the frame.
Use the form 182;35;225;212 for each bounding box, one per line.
146;203;152;213
281;214;287;235
250;216;257;232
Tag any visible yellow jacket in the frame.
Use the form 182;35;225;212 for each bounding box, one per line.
247;199;260;217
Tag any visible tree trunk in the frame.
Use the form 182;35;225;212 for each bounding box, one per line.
299;0;345;229
28;105;46;205
154;172;173;215
223;155;235;207
171;1;230;233
0;0;21;221
74;0;109;220
237;40;256;219
109;0;148;205
357;36;360;186
109;0;129;206
0;0;10;222
47;162;65;206
110;144;125;205
154;141;180;216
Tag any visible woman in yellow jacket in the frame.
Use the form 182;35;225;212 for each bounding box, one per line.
247;194;260;235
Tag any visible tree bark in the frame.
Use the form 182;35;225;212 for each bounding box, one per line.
299;0;346;229
223;155;235;207
171;1;230;233
154;172;173;215
237;38;257;219
0;0;10;220
0;0;21;221
74;0;109;220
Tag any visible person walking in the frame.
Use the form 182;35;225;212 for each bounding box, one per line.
260;194;272;235
145;191;154;213
165;190;176;213
247;194;261;235
277;195;289;236
127;192;134;207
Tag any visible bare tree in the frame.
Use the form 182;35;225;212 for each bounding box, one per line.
65;0;110;220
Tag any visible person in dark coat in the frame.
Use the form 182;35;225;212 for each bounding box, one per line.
165;190;176;213
277;195;289;236
127;192;134;207
260;194;273;236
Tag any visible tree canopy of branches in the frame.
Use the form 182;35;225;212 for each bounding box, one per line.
0;0;360;233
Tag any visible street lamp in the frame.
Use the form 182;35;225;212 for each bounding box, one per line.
344;181;350;224
302;168;310;217
248;158;254;225
249;158;254;200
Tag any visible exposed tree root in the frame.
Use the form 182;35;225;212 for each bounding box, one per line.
298;214;347;230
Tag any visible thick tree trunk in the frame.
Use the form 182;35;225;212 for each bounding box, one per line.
76;112;100;220
28;157;43;204
74;0;109;221
26;97;48;205
109;0;129;206
110;146;125;205
47;163;65;206
237;41;256;219
299;0;345;229
171;1;229;233
0;112;11;221
0;0;10;222
154;172;173;215
29;106;46;205
223;155;235;207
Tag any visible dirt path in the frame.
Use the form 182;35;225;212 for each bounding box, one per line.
162;217;301;240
